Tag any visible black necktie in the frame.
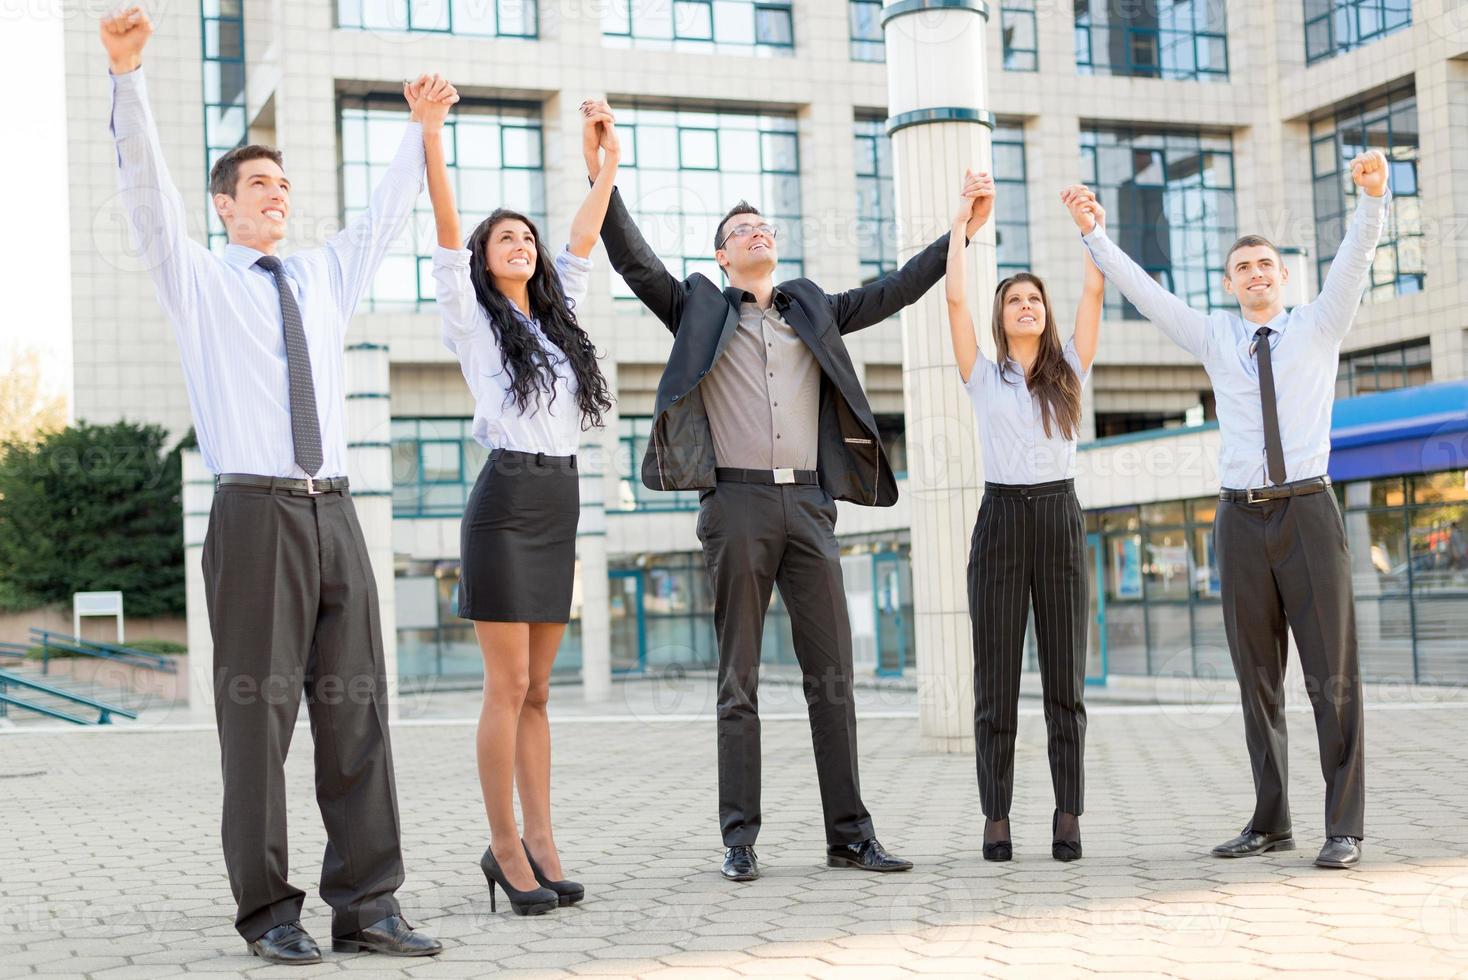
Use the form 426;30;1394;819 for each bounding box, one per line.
1253;325;1286;486
256;255;323;477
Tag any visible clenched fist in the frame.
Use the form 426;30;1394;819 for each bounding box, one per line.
1350;149;1389;198
100;5;153;75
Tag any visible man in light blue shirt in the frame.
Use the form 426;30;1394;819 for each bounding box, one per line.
102;5;445;961
1070;150;1391;870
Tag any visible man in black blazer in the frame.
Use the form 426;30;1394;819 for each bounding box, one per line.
584;101;992;880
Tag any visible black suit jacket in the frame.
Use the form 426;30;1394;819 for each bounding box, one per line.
600;187;959;506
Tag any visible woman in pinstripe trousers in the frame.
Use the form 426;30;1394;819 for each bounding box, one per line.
945;174;1106;862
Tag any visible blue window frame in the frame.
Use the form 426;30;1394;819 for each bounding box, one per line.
392;418;486;517
1001;0;1038;71
605;0;793;55
616;417;701;511
337;0;537;37
610;105;803;295
849;0;884;61
1074;0;1228;81
1304;0;1411;64
1310;85;1422;304
201;0;247;252
1080;125;1238;319
340;95;545;312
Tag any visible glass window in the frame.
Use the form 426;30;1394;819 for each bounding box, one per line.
1080;126;1237;319
607;0;792;55
338;0;536;36
1310;86;1421;304
849;0;884;61
1304;0;1411;64
616;417;702;511
1412;470;1468;506
1001;1;1038;71
1409;506;1468;592
1144;530;1190;599
391;418;479;516
341;96;545;312
613;106;803;294
1074;0;1228;81
1336;339;1431;398
201;4;247;252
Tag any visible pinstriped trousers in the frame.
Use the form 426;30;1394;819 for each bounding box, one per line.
967;479;1089;820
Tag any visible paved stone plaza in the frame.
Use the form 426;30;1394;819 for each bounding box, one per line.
4;676;1468;978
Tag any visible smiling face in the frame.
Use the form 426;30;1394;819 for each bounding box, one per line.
485;217;538;284
999;278;1047;341
1223;239;1288;316
715;210;778;279
215;158;290;251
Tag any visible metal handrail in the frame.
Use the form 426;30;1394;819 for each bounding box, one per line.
26;628;177;675
0;691;94;726
0;666;138;725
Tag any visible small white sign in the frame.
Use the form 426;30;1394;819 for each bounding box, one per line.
74;591;124;643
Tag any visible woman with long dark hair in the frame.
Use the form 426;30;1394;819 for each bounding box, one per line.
945;172;1105;863
417;90;618;915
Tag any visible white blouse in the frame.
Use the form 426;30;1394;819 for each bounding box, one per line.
964;337;1093;486
433;244;593;457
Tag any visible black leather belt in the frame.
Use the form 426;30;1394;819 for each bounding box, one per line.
1220;476;1330;505
715;467;819;486
215;473;350;495
985;478;1075;497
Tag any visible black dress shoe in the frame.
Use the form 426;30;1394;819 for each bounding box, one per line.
331;914;443;956
722;845;759;881
247;921;321;965
982;817;1011;862
1052;810;1082;862
1315;836;1362;868
523;839;585;906
1211;826;1295;858
826;838;913;872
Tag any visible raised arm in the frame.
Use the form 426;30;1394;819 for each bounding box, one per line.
1063;190;1106;373
568;105;620;258
584;100;683;332
945;171;989;384
1309;150;1391;343
102;8;210;325
1069;184;1211;363
415;78;461;250
831;175;992;336
323;74;442;322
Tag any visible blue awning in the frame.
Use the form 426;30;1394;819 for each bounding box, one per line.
1330;380;1468;481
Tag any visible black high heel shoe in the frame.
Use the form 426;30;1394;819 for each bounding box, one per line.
523;840;585;907
982;818;1012;862
480;846;559;915
1052;810;1082;862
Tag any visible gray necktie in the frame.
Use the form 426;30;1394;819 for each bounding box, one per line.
255;255;323;477
1253;325;1287;486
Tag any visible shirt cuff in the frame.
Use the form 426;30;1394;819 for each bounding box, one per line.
558;245;593;271
1081;223;1108;245
433;245;471;268
1357;187;1392;215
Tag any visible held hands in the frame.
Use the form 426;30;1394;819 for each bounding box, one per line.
954;170;995;233
403;74;459;131
580;99;620;176
1061;184;1105;235
100;5;153;74
1351;149;1389;197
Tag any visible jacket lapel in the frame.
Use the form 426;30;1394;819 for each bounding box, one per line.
775;290;839;380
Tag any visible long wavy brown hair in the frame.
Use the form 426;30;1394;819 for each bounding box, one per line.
991;273;1082;440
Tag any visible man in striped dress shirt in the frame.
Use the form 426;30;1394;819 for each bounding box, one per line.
102;7;444;962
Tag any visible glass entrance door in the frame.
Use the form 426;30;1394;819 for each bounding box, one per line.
1086;532;1108;685
874;552;910;676
609;570;645;674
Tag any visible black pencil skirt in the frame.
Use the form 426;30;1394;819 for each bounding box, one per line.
458;448;579;623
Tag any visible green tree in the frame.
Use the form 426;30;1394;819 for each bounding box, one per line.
0;421;185;617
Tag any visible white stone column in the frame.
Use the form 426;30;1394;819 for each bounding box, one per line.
344;343;399;720
883;0;995;753
183;451;215;722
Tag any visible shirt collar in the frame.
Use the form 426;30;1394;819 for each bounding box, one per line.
224;242;271;271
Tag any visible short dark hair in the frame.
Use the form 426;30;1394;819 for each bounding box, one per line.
1224;234;1281;272
715;201;762;252
209;145;286;199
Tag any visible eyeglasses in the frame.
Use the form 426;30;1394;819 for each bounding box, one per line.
716;222;778;251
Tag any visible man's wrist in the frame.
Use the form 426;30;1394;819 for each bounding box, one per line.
109;55;142;74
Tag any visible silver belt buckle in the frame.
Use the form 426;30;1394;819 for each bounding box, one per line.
304;475;322;495
773;467;796;485
1246;486;1264;504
